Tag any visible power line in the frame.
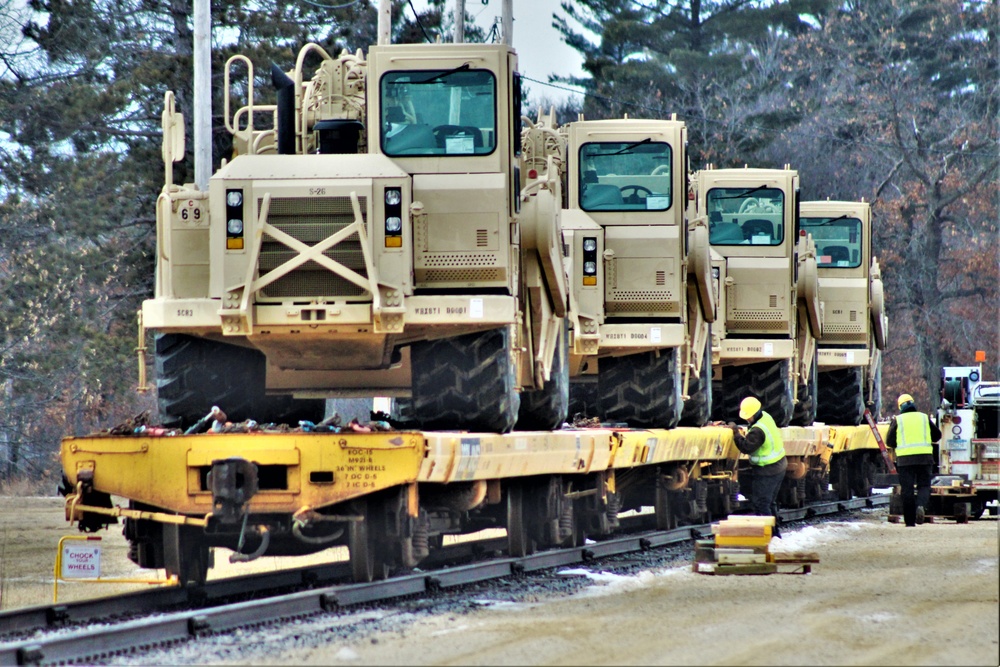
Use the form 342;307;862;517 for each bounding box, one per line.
519;75;997;159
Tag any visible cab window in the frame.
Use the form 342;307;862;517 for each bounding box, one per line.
578;141;672;212
380;68;497;157
800;216;863;268
707;187;785;246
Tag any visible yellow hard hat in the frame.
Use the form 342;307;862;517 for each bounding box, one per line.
897;393;914;409
739;396;762;420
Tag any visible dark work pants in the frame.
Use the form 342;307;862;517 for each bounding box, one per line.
897;463;933;526
751;461;787;534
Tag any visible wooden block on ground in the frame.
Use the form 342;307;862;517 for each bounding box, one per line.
712;523;772;538
715;534;772;548
772;551;820;564
717;550;768;565
721;515;776;526
711;562;778;576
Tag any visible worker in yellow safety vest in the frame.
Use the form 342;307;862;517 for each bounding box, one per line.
886;393;941;527
731;396;788;537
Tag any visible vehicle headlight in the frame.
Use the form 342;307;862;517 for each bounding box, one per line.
584;261;597;275
583;238;597;252
385;189;402;206
227;218;244;235
226;190;243;207
385;216;402;234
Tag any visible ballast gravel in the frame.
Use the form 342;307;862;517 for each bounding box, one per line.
101;508;999;666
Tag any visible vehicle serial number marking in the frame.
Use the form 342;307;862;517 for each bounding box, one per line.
308;188;326;196
176;309;193;317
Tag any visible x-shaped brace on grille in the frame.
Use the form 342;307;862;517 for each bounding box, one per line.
227;191;391;334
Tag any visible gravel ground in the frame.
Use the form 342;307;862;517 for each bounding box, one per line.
101;508;999;667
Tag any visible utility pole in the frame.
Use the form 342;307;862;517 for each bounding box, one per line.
193;0;211;192
455;0;465;43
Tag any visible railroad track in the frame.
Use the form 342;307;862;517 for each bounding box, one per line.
0;495;888;666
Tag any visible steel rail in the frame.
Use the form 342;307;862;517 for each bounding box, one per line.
0;494;887;665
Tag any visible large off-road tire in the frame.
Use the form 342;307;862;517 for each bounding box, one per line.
816;366;865;426
410;327;520;433
516;323;569;431
598;349;682;429
568;379;599;421
719;360;794;427
680;334;713;427
791;353;818;426
155;334;325;429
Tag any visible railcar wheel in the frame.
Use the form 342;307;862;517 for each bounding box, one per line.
516;322;570;431
680;332;713;427
163;524;211;587
410;327;520;433
816;366;865;426
506;485;536;558
791;354;818;426
155;334;324;429
654;475;676;530
349;500;390;583
598;349;682;428
832;459;852;501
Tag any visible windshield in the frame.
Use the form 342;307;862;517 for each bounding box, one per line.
578;141;672;212
379;69;497;157
707;187;785;246
800;216;863;268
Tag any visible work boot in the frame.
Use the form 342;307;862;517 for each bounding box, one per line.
916;506;925;525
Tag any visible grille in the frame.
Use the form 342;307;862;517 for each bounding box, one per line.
418;268;506;282
824;323;865;334
609;290;676;303
476;229;489;247
727;320;788;331
655;271;666;286
730;309;785;321
258;197;369;299
422;253;498;267
606;301;678;313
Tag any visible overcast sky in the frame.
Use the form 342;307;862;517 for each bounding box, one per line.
413;0;591;104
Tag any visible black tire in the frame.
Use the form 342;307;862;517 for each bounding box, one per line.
598;349;682;429
516;322;569;431
719;360;794;427
680;333;713;427
163;524;210;587
410;327;520;433
816;366;865;426
568;379;599;420
791;353;818;426
155;334;325;429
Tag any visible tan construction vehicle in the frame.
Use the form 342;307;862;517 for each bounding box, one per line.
693;166;822;427
530;115;715;427
144;40;568;433
800;200;887;424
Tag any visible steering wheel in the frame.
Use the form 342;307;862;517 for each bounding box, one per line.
651;165;670;176
619;184;653;203
738;197;777;214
